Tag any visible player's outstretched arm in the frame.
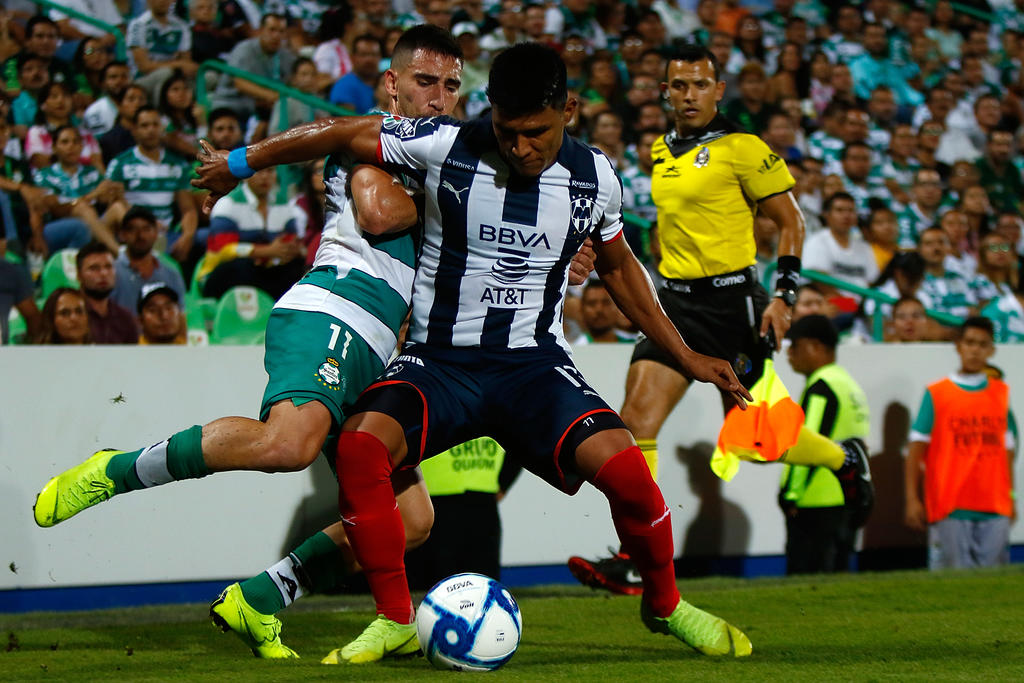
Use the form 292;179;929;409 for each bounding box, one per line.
349;165;418;235
593;235;752;408
193;116;385;213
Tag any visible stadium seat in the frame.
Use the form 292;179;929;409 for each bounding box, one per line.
157;251;185;281
3;250;23;265
187;328;210;346
186;254;217;330
210;286;274;345
40;249;80;300
6;308;26;344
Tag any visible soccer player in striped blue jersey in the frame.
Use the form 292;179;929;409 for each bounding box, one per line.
34;25;477;659
194;43;755;662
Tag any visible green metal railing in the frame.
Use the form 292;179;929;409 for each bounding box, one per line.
34;0;126;60
948;2;995;24
195;60;354;200
760;262;963;341
195;59;354;133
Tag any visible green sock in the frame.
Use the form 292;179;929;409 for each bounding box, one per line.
240;532;346;615
105;425;209;493
291;531;348;594
238;572;286;615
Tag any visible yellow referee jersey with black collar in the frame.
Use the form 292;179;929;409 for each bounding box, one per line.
651;115;795;280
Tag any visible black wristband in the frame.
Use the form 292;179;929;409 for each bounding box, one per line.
775;255;801;292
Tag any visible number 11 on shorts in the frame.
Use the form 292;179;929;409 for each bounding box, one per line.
328;323;353;359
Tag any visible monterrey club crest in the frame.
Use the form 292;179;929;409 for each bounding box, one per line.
569;196;596;236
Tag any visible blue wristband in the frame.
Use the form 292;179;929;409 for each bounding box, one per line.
227;147;255;179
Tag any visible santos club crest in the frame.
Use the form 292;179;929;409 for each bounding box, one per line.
569;197;596;236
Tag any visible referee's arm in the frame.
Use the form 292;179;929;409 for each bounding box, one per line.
593;235;752;407
758;191;805;348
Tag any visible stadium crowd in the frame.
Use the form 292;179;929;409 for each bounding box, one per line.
2;0;1024;346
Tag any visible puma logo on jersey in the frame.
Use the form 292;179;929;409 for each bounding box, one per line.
441;180;469;203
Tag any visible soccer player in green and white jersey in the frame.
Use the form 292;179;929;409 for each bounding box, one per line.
105;106;198;262
34;25;466;661
33;125;123;252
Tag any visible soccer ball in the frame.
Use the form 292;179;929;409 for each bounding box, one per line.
416;573;522;671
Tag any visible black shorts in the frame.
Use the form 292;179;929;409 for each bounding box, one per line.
631;276;771;390
352;343;626;494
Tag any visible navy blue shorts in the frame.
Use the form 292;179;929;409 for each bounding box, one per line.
351;343;626;494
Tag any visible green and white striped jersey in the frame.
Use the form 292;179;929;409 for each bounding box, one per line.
33;162;102;203
106;146;191;226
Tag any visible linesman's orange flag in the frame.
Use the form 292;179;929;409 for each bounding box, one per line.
710;359;804;481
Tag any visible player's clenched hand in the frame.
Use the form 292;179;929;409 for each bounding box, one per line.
568;237;595;286
193;139;236;214
760;298;792;351
681;351;752;409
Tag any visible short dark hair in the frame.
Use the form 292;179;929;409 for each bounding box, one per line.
116;83;147;105
51;124;80;144
841;141;872;160
260;12;288;26
390;24;462;71
291;56;315;75
16;51;47;72
823;191;855;213
785;314;838;349
26;15;58;37
75;239;114;270
892;295;925;315
122;205;158;229
208;107;242;129
352;33;383;54
797;282;824;298
959;315;995;340
100;60;129;81
665;44;721;82
488;43;567;117
133;105;161;125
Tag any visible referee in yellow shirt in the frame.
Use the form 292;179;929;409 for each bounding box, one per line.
569;45;872;594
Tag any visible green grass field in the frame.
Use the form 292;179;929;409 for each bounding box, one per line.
3;569;1023;681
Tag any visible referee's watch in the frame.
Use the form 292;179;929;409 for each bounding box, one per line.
773;288;797;307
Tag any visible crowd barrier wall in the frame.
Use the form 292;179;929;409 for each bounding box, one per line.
2;344;1022;604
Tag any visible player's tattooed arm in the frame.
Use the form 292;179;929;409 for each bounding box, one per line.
349;165;418;235
194;116;385;212
593;235;752;408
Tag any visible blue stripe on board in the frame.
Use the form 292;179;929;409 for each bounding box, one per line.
4;547;1023;612
425;124;480;345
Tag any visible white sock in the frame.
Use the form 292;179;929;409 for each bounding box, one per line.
133;439;174;488
268;556;306;608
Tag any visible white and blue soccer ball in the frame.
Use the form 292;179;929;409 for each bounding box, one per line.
416;572;522;671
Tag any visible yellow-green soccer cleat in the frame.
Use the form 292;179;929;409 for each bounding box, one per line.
33;449;124;527
210;583;298;659
321;615;419;664
641;598;753;657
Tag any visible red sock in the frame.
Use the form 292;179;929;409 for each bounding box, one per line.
591;446;680;618
335;430;413;623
